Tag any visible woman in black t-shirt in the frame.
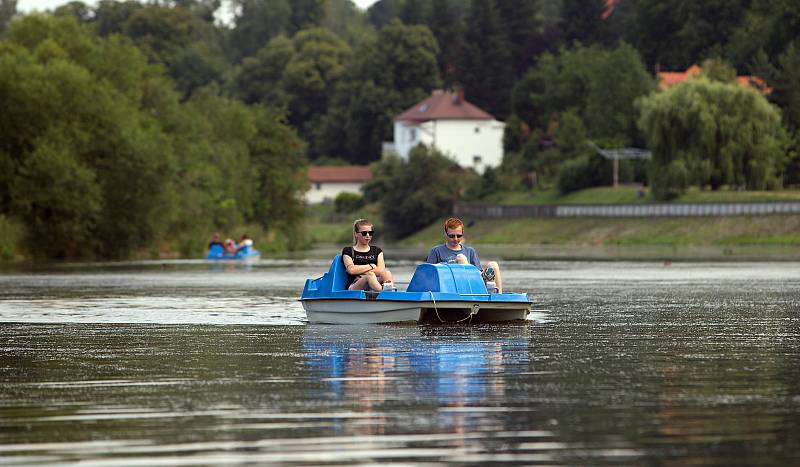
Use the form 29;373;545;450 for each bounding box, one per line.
342;219;395;291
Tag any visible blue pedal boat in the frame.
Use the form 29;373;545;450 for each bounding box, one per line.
207;243;261;260
301;255;532;324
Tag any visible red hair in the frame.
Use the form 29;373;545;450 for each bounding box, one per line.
444;217;464;232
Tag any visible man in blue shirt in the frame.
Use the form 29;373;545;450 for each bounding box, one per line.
425;217;503;293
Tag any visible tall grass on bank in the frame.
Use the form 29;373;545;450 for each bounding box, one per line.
0;216;24;260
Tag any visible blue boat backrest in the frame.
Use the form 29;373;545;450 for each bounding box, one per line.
305;254;348;292
407;263;488;295
330;254;348;290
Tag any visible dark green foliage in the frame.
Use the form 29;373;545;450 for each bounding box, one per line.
288;0;325;34
0;0;16;35
557;155;605;194
318;20;440;163
560;0;606;46
334;192;365;214
369;147;466;239
749;36;800;185
429;0;463;87
232;35;293;106
637;77;788;199
496;0;542;76
459;0;513;119
633;0;750;70
322;0;374;47
512;42;654;145
0;14;307;259
229;0;291;60
399;0;428;25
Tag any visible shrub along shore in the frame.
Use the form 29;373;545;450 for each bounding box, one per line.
306;187;800;262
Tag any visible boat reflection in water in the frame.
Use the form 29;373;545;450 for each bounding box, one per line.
303;325;534;437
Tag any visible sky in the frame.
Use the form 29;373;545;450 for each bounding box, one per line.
17;0;379;14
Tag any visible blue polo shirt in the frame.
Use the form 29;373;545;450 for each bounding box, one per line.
425;244;481;269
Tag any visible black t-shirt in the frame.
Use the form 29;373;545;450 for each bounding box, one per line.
342;246;383;286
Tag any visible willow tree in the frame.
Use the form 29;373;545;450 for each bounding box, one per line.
637;77;788;199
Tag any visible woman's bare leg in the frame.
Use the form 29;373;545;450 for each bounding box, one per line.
377;269;394;284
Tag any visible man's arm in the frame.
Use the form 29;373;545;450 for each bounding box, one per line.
470;248;482;270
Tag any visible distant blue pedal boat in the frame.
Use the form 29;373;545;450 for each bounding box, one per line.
301;255;532;324
206;244;261;260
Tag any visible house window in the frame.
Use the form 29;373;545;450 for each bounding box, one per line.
474;126;480;133
410;128;417;142
473;155;482;165
315;182;321;190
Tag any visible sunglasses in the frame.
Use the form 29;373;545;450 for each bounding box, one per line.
358;230;374;236
447;233;463;238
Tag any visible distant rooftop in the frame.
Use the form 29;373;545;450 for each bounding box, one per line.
308;166;372;183
658;64;772;94
395;89;495;123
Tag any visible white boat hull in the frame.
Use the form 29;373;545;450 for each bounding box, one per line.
302;299;530;324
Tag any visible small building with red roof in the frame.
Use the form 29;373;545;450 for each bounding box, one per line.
657;64;771;94
306;165;372;204
392;89;505;173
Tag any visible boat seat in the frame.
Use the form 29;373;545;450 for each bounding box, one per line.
328;254;349;291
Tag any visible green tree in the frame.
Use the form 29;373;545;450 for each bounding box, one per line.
637;77;788;199
0;0;17;35
727;0;800;68
1;15;178;258
632;0;749;70
231;34;293;106
371;147;465;239
399;0;427;25
122;4;227;98
751;43;800;184
288;0;325;34
322;0;374;47
459;0;513;119
1;14;308;259
428;0;463;87
229;0;291;60
232;28;350;159
496;0;542;76
319;19;440;163
93;0;142;36
53;1;93;22
283;28;351;156
560;0;605;46
512;42;654;145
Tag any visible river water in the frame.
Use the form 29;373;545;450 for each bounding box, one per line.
1;259;799;465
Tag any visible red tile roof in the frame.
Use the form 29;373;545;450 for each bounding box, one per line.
602;0;618;20
657;64;771;94
395;89;495;123
308;165;372;183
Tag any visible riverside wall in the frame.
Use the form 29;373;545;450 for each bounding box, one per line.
454;201;800;218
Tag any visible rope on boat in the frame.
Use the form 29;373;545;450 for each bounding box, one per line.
430;291;476;324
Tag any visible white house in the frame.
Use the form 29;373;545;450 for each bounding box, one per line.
306;165;372;204
392;89;505;173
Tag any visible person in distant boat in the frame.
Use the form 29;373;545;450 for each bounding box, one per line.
237;234;253;252
342;219;395;291
425;217;503;293
224;238;237;255
207;233;226;257
208;233;224;250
